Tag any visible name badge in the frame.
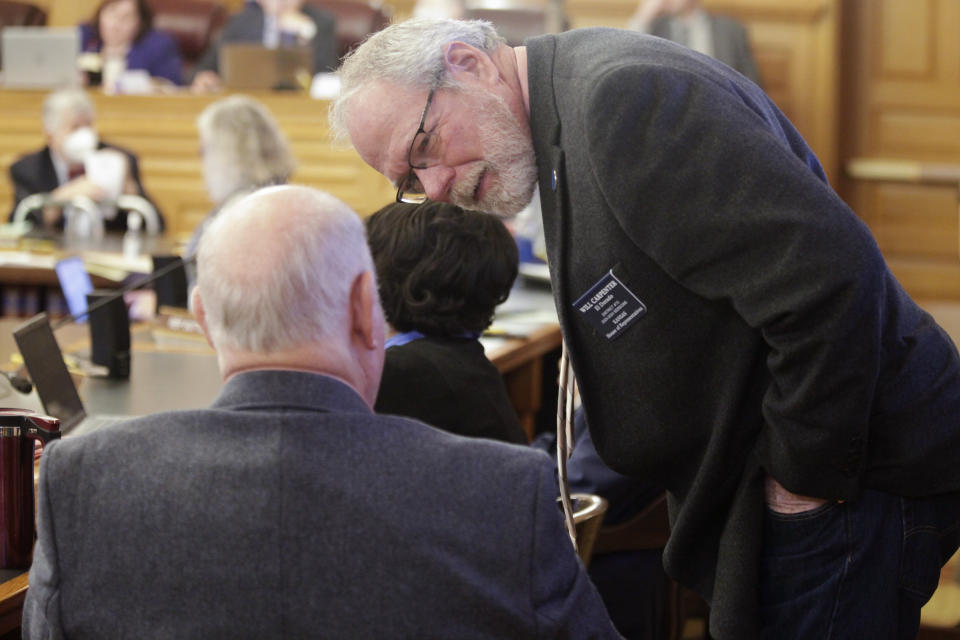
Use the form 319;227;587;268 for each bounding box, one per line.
573;269;646;340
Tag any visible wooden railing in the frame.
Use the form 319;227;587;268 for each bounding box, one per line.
0;89;397;240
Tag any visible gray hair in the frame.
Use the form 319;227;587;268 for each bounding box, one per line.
197;95;296;204
329;18;504;141
42;89;95;134
196;185;373;354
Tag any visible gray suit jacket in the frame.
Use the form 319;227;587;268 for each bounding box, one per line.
23;370;619;639
526;28;960;638
648;13;761;85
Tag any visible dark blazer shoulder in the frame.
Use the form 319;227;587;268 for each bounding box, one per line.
8;147;57;222
376;338;527;444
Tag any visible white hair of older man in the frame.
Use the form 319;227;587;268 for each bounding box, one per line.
197;95;296;205
196;185;373;354
329;18;505;142
42;88;95;134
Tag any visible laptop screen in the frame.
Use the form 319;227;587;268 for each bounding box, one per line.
1;27;80;89
13;314;85;432
55;256;93;322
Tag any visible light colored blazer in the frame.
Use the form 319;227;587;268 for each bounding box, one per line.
23;369;620;639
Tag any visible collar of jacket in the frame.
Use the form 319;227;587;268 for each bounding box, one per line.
211;369;371;415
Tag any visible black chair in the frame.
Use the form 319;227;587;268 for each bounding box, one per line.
0;0;46;69
0;0;46;28
592;492;710;640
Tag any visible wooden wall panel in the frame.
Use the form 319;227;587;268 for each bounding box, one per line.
841;0;960;300
876;113;960;159
871;183;957;259
877;0;932;79
46;0;248;27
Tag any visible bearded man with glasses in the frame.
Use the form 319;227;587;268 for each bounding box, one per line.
331;17;960;640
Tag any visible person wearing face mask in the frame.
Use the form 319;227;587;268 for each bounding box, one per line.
78;0;184;88
191;0;337;93
7;88;164;232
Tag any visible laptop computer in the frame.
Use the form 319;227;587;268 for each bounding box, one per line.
13;314;129;436
219;43;312;91
1;27;80;89
55;256;94;323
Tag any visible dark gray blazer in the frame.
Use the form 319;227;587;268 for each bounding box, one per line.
23;370;619;639
195;3;338;76
526;28;960;638
648;13;761;85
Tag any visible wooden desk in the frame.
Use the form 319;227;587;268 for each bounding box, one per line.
0;571;27;638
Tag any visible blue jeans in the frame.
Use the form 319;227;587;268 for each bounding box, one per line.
759;489;960;639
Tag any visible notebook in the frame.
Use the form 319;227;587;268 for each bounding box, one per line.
1;27;80;89
55;256;94;322
13;314;129;436
219;43;312;91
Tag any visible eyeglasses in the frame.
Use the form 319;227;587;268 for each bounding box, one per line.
396;84;440;204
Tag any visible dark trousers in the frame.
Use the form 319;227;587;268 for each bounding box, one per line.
759;489;960;639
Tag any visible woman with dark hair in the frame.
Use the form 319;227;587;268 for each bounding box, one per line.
367;201;528;445
79;0;183;87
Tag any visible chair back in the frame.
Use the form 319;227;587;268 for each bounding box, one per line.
570;493;608;567
591;491;671;555
592;492;709;640
0;1;46;28
303;0;391;60
151;0;228;74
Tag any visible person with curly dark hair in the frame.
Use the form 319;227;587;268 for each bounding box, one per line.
366;201;527;445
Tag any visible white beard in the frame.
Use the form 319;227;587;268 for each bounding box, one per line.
449;90;538;217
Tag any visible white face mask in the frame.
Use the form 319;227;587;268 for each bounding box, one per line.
60;126;99;165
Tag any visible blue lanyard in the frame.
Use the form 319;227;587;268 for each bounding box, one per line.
385;330;482;349
385;330;425;349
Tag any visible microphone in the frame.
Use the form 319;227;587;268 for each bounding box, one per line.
2;370;33;394
51;254;196;330
50;254;196;379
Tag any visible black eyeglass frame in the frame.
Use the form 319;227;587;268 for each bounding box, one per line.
396;83;439;204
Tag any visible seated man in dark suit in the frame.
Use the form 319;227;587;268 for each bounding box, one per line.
367;201;528;445
191;0;338;92
23;185;619;639
7;88;163;232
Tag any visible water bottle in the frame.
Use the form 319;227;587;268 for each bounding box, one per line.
123;212;144;260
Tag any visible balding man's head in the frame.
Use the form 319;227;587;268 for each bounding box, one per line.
193;186;385;404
